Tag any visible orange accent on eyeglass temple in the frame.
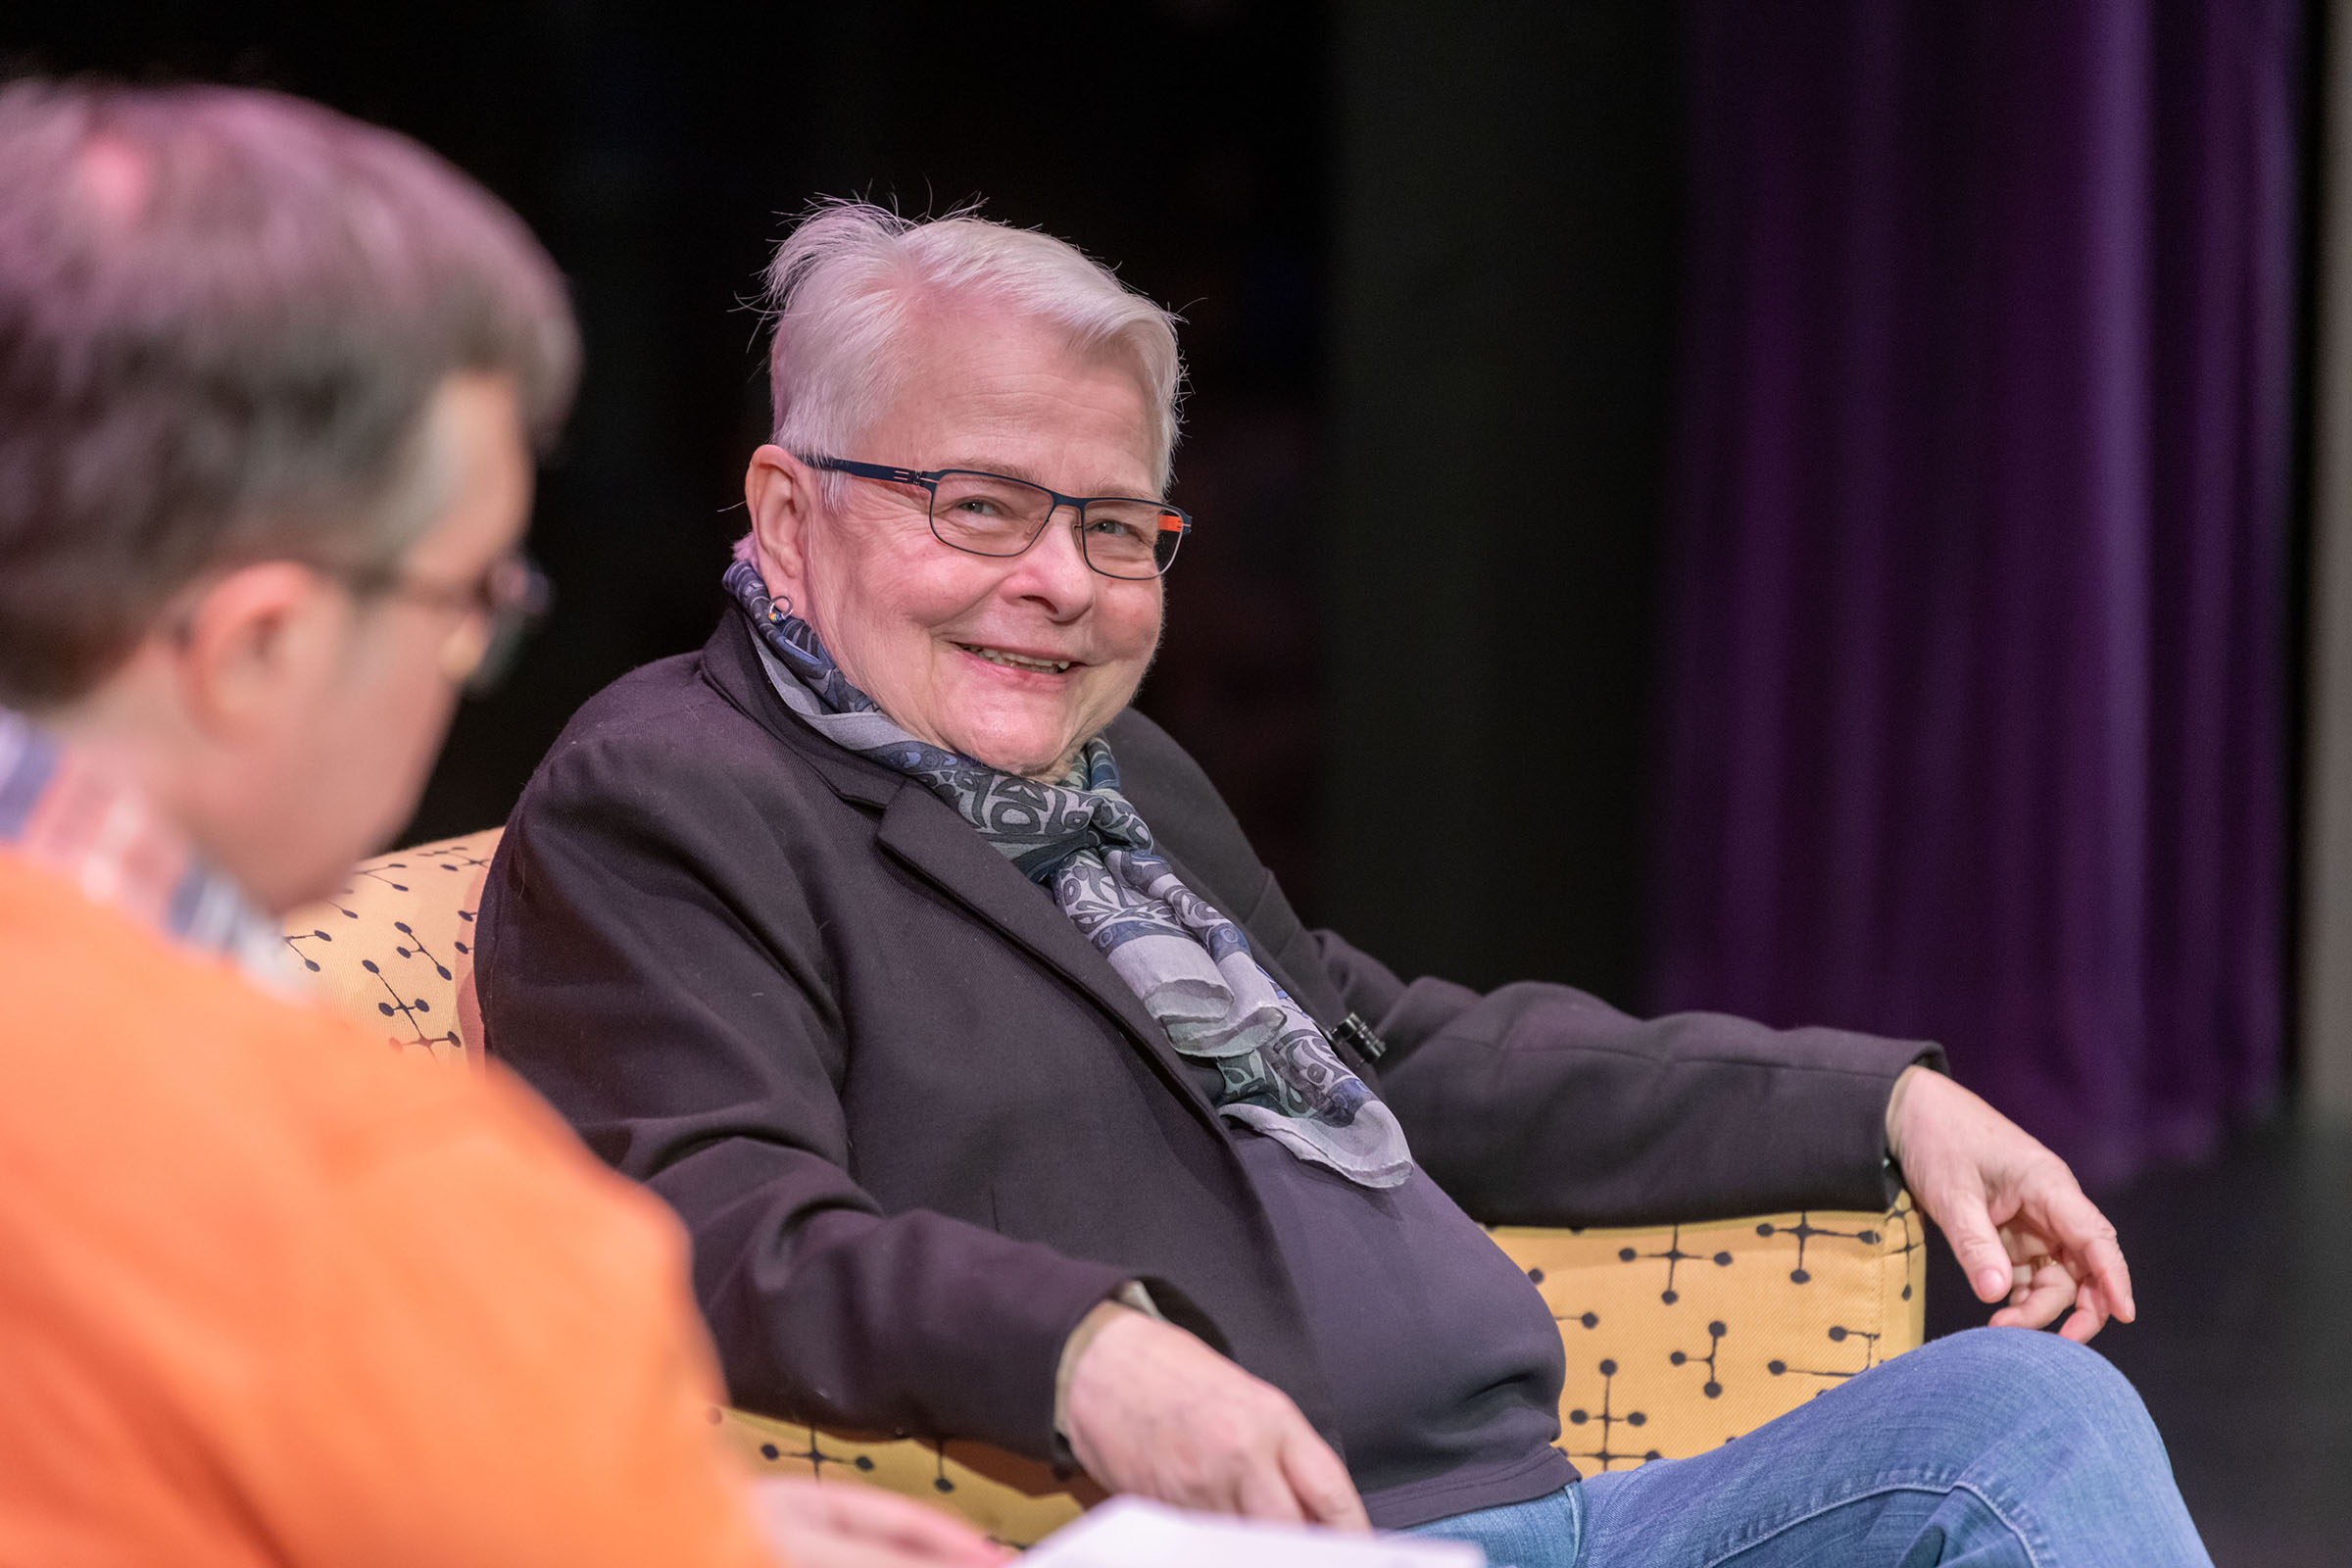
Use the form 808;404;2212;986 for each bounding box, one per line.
1157;514;1183;531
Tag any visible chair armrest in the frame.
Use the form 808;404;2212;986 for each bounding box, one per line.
714;1410;1086;1548
1492;1197;1928;1468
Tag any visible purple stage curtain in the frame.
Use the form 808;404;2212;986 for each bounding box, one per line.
1652;0;2303;1186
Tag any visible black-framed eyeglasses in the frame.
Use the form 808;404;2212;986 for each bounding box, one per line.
801;455;1192;579
340;553;552;695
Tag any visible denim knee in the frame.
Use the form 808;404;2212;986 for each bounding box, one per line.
1576;1325;2206;1567
1916;1326;2157;1445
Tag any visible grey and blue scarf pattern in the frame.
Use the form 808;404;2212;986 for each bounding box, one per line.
726;560;1412;1189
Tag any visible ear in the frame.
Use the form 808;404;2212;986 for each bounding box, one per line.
173;562;346;738
745;444;822;599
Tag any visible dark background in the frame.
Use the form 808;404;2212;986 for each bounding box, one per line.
4;0;1680;1011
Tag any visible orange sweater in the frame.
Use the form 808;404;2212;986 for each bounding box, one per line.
0;853;770;1568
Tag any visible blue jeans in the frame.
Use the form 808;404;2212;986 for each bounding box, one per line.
1405;1328;2209;1567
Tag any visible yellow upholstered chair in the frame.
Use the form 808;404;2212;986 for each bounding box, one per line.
287;831;1927;1547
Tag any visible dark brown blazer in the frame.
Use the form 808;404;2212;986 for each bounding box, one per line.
476;615;1935;1467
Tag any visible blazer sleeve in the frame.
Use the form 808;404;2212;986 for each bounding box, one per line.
1105;707;1944;1230
476;720;1134;1462
1307;927;1945;1226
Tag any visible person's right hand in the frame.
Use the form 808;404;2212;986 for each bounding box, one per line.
750;1476;1011;1568
1060;1306;1369;1529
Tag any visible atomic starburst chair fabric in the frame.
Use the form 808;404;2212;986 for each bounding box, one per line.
287;830;1926;1547
283;834;496;1067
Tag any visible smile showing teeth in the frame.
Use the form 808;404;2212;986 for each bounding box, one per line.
960;644;1071;674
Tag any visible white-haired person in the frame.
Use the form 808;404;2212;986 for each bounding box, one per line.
0;82;1006;1568
478;201;2212;1567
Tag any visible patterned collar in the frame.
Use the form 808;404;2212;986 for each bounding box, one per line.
0;707;299;990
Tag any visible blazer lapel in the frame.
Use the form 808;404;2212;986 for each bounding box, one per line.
701;613;1229;1136
699;614;900;806
873;788;1229;1137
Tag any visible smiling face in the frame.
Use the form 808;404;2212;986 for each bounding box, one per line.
751;303;1166;780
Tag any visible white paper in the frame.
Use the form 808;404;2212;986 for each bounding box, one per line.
1021;1496;1485;1568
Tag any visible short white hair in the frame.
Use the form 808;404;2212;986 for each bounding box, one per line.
760;201;1184;497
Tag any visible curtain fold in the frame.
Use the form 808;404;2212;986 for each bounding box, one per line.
1653;0;2302;1185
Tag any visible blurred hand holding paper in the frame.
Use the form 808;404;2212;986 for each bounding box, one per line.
1022;1497;1484;1568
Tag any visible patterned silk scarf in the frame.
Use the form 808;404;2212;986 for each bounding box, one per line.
726;560;1412;1189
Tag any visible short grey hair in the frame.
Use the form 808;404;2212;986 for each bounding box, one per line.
761;201;1184;500
0;78;580;707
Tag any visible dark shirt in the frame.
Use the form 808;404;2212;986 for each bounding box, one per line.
1232;1133;1575;1528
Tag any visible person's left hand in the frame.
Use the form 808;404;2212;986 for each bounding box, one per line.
1884;1065;2136;1343
751;1476;1013;1568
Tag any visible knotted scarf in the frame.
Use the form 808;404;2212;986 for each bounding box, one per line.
726;559;1412;1189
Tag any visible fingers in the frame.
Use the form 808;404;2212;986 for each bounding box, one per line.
752;1479;1010;1568
819;1488;1011;1565
1278;1427;1371;1531
2057;1281;2110;1344
2059;1209;2135;1325
2014;1166;2136;1326
1997;1287;2111;1343
766;1526;1000;1568
1988;1253;2077;1332
1934;1181;2016;1304
760;1532;930;1568
1234;1464;1308;1525
1893;1069;2138;1329
1062;1311;1362;1526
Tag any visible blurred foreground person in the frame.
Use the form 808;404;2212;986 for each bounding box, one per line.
0;80;1001;1568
